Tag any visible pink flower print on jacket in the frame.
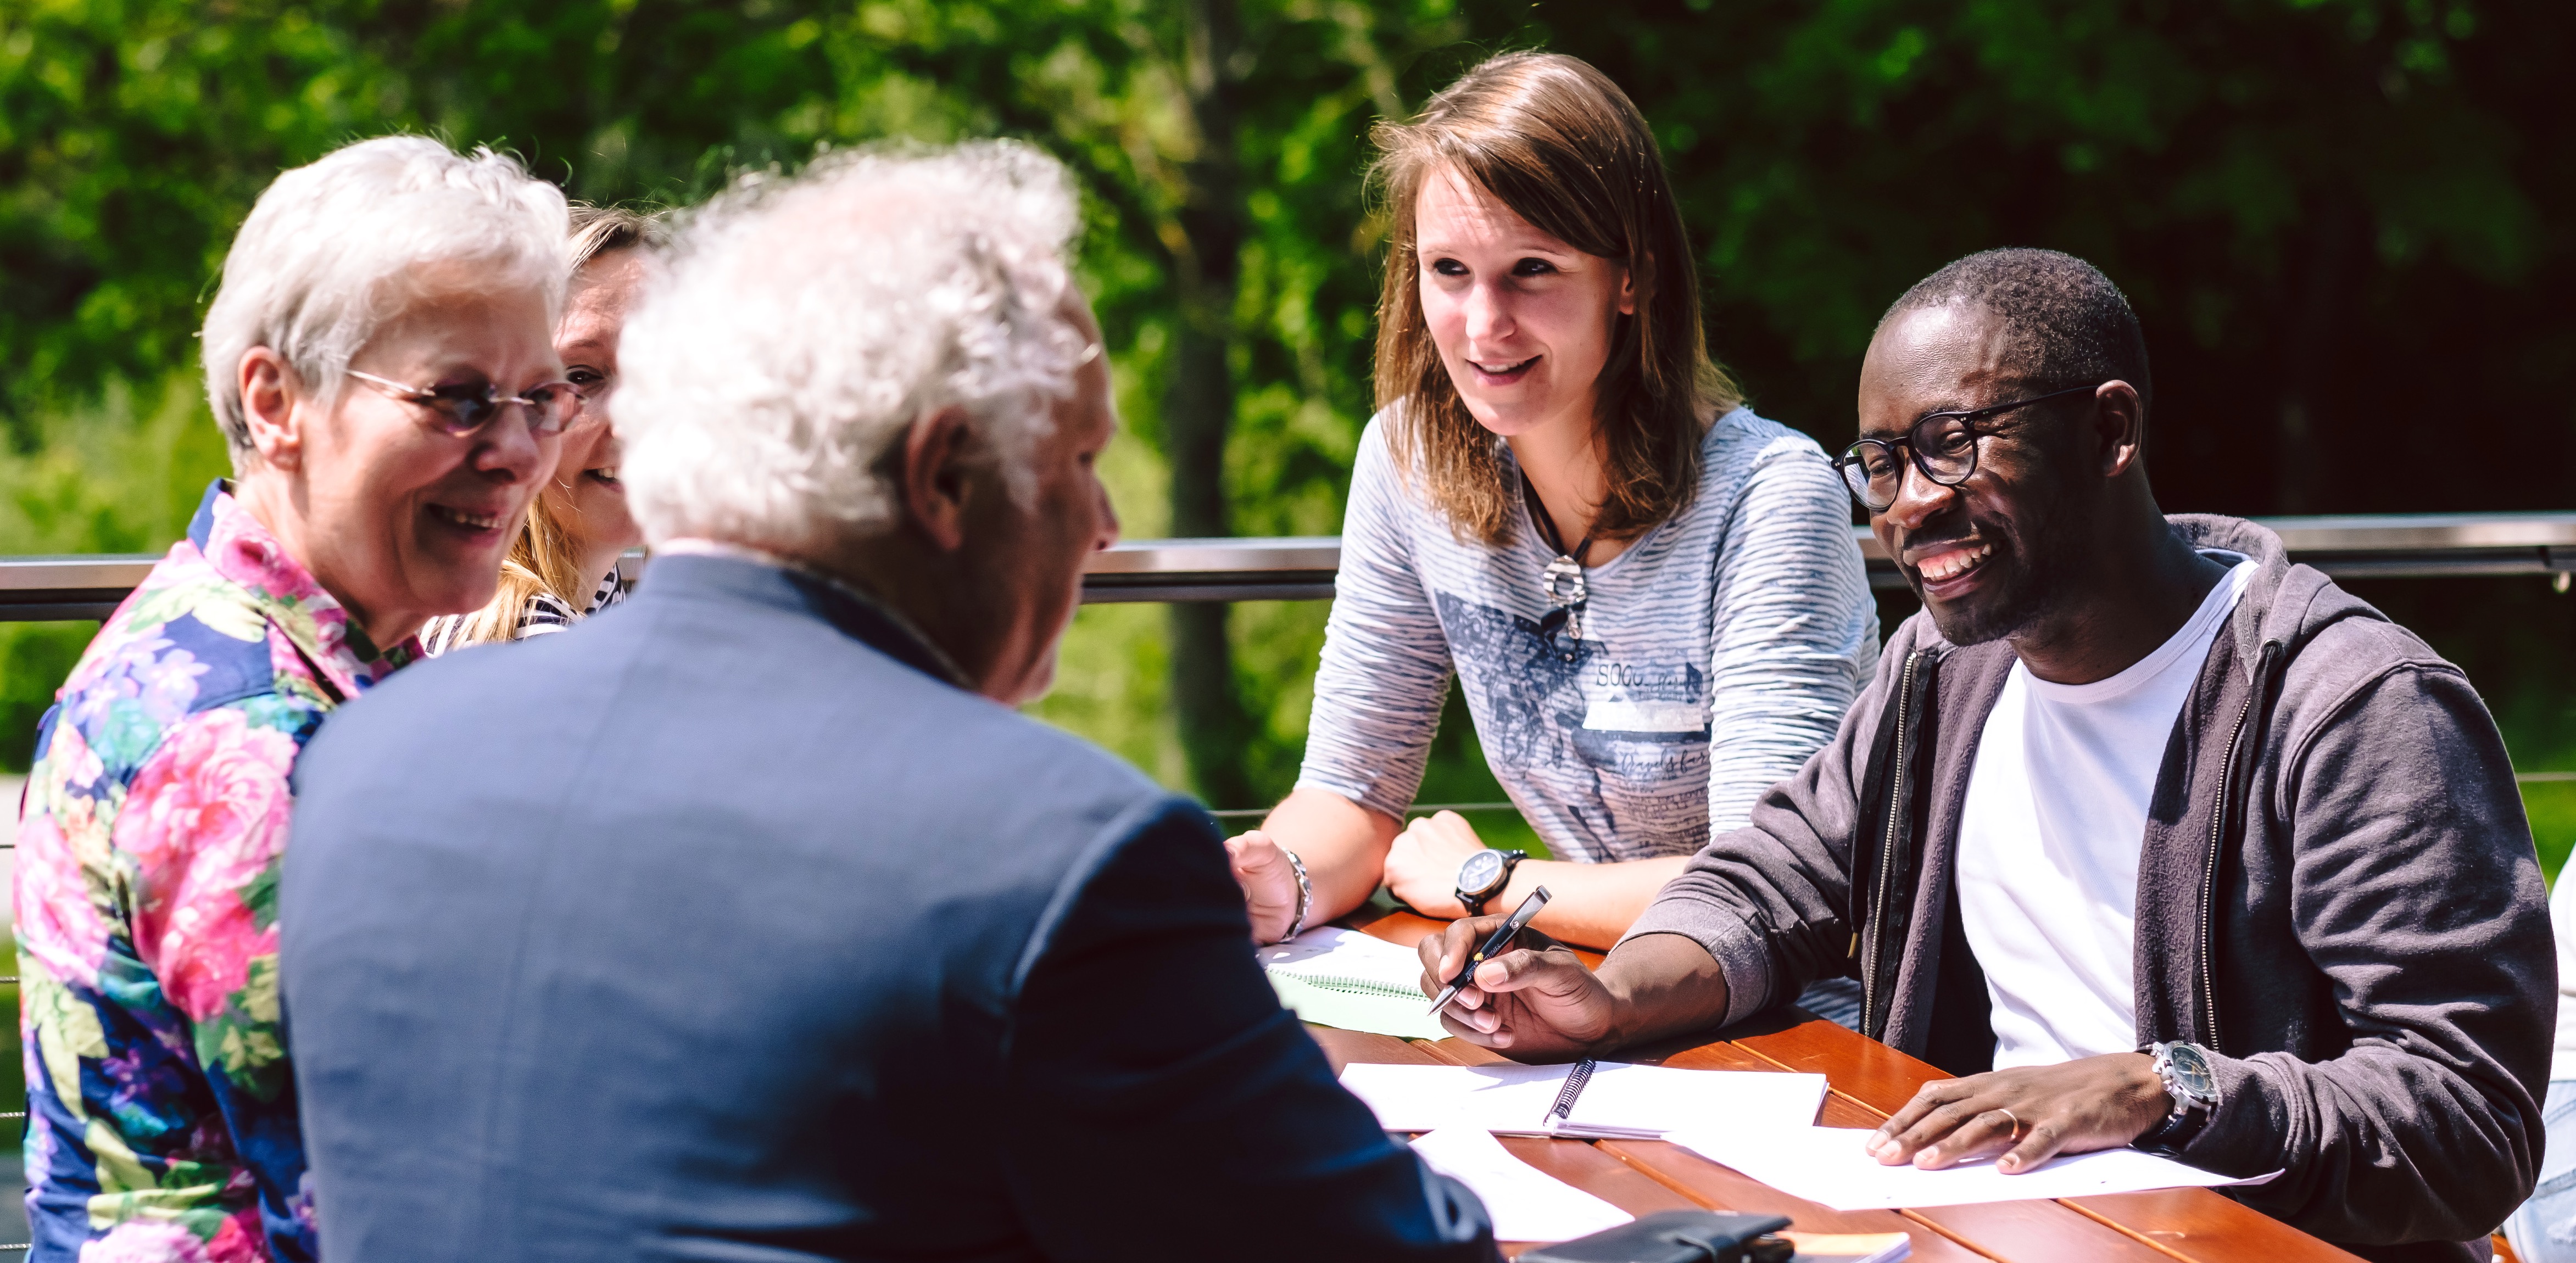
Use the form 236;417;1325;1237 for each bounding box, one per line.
120;709;299;1026
79;1222;210;1263
12;480;416;1263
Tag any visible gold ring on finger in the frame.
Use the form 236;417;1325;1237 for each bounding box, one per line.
1995;1107;2023;1141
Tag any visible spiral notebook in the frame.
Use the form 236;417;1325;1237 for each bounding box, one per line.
1258;926;1449;1040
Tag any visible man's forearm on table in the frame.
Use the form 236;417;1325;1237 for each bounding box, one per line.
1593;932;1735;1049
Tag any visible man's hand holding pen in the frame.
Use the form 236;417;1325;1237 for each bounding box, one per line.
1417;905;1618;1060
1418;910;1741;1064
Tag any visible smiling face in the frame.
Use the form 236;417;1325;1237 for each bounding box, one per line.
246;279;566;645
542;248;649;565
1858;303;2090;646
1415;164;1633;443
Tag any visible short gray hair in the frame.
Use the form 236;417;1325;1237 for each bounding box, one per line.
616;140;1090;552
200;136;572;465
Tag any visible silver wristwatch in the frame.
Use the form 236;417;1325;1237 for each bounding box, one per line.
2136;1041;2220;1155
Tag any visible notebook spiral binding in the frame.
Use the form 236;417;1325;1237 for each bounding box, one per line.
1548;1058;1598;1125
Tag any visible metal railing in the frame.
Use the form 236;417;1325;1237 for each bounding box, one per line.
9;512;2573;620
1066;512;2576;600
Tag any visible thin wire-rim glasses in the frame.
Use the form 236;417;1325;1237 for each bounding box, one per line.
1832;382;2104;513
346;369;583;438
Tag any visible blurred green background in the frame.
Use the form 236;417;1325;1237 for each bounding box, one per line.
1;0;2571;878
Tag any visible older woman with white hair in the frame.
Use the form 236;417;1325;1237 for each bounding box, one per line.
12;136;573;1262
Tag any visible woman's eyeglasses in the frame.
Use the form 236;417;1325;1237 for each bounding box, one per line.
346;369;583;438
1832;382;2103;513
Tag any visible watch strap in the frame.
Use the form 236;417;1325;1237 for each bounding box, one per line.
2135;1098;2213;1155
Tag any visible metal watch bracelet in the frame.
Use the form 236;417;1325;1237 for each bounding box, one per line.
1278;847;1313;944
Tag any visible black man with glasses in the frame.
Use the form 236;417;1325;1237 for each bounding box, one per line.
1415;248;2550;1263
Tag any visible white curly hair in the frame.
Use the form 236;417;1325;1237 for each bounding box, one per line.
200;135;572;465
614;140;1091;552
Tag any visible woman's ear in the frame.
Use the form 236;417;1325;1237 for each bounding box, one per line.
238;348;305;473
1618;263;1637;317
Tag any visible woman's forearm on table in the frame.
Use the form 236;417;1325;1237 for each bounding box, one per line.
1256;787;1399;926
1491;854;1691;951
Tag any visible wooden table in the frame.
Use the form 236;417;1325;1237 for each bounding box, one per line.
1323;909;2367;1263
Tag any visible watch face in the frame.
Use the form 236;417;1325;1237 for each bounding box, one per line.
2167;1044;2218;1101
1457;848;1504;895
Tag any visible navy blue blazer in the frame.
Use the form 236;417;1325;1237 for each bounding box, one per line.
280;555;1493;1262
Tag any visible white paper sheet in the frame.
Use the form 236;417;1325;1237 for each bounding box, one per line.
1257;926;1429;976
1409;1127;1634;1242
1258;927;1448;1039
1338;1061;1829;1137
1672;1126;2279;1210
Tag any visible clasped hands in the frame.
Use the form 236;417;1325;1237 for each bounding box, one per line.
1415;912;2176;1173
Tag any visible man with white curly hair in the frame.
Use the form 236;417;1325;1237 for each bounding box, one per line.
277;141;1498;1262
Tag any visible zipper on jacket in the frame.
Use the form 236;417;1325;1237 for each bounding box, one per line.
1861;649;1922;1037
2198;640;2282;1053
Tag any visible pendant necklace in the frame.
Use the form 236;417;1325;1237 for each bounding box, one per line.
1521;470;1594;660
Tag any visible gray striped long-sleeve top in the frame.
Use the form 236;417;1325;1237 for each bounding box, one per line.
1296;407;1880;863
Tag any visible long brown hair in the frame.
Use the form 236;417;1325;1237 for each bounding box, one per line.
439;203;661;649
1370;51;1739;545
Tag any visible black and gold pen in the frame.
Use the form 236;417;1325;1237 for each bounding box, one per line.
1426;886;1552;1014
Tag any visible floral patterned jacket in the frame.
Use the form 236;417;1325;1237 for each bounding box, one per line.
14;480;416;1262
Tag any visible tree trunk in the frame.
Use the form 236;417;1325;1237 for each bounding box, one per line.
1166;0;1256;809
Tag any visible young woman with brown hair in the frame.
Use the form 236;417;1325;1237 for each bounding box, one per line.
422;204;657;652
1226;52;1878;980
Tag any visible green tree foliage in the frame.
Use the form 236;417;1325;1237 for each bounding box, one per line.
0;0;1470;803
1;1;2571;859
1518;0;2566;521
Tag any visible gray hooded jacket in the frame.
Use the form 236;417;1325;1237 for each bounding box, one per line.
1627;514;2552;1262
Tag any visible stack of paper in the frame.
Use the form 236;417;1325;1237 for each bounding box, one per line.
1339;1061;1828;1138
1409;1127;1634;1242
1259;926;1448;1040
1671;1126;2278;1211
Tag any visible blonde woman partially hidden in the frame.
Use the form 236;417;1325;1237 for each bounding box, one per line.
423;205;657;652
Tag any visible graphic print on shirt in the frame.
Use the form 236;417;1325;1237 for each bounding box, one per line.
1295;407;1878;865
1436;591;1709;860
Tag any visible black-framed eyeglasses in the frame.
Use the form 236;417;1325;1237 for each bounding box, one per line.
1832;381;2104;513
346;369;583;438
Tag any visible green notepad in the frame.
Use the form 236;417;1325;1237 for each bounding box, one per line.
1267;968;1451;1041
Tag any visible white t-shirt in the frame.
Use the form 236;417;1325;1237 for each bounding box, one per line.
2547;862;2576;1080
1957;553;2256;1069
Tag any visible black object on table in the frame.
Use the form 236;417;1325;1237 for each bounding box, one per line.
1518;1211;1796;1263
